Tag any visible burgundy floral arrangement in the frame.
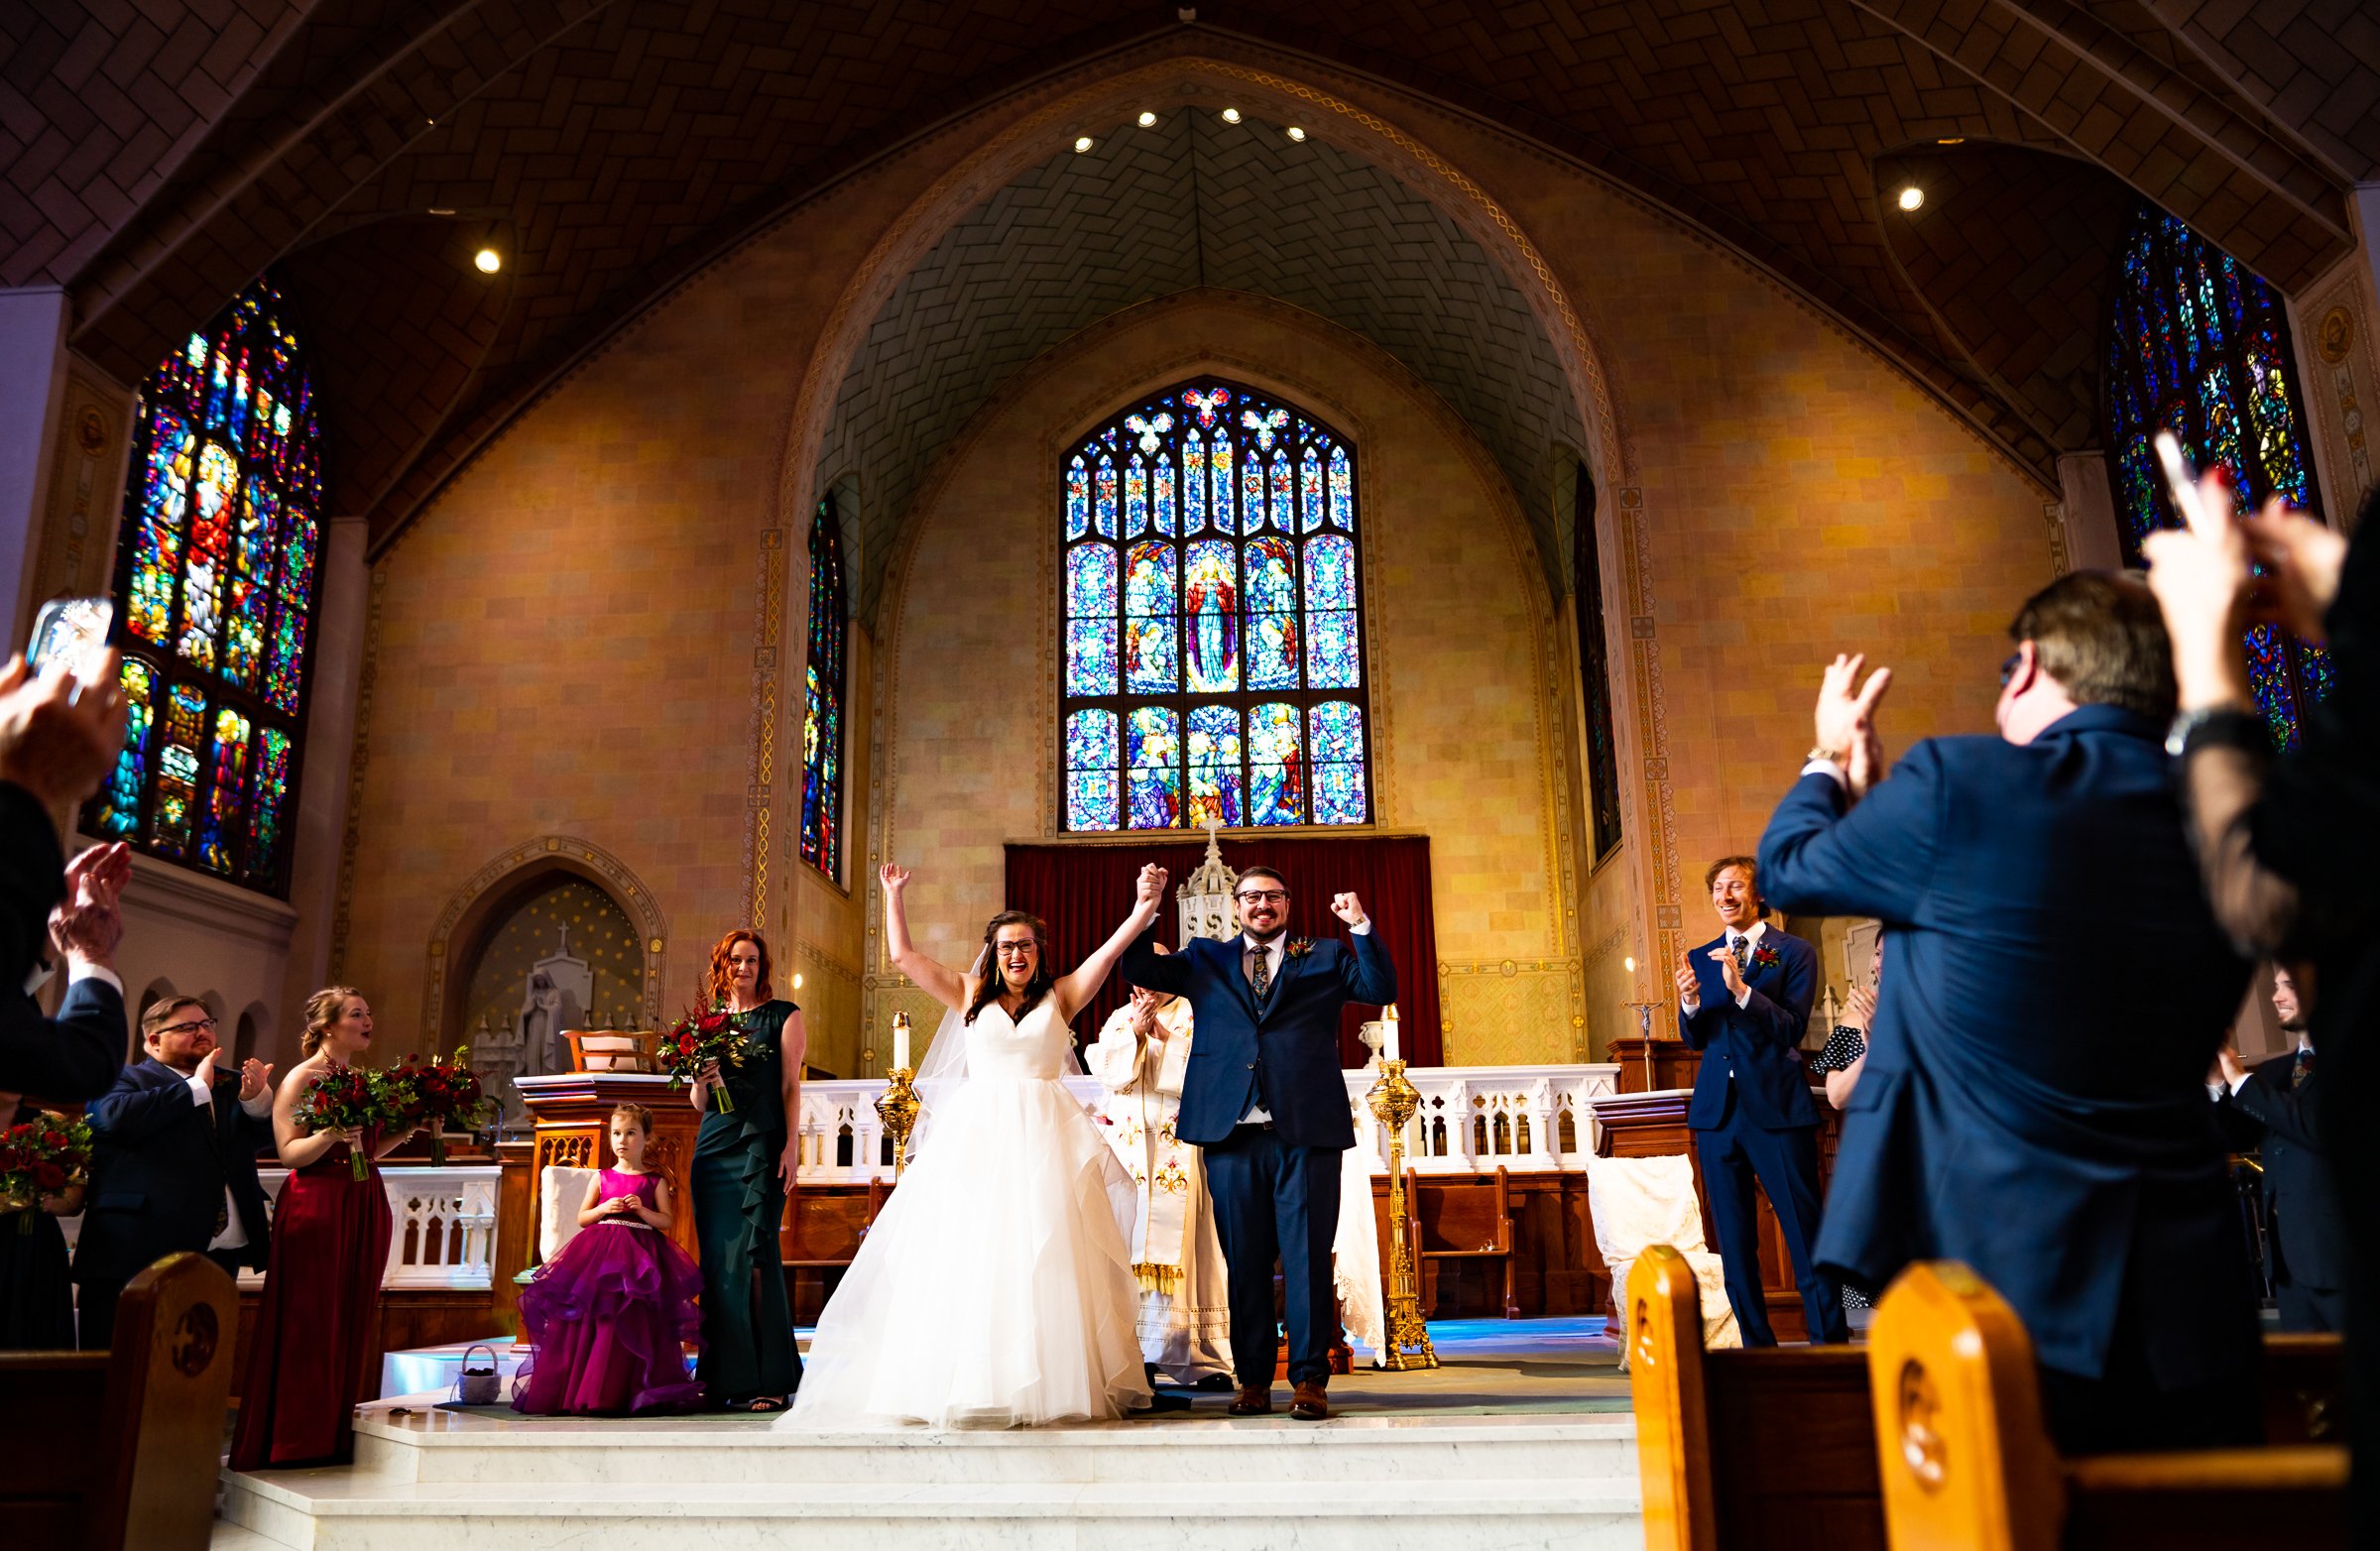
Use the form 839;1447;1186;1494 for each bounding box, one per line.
0;1114;91;1235
659;1009;747;1113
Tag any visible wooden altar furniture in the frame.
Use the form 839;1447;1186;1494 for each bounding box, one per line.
1868;1261;2347;1550
1626;1245;1886;1551
515;1072;702;1262
1591;1076;1842;1343
1405;1165;1519;1320
0;1253;236;1551
565;1028;659;1072
1607;1036;1708;1096
784;1177;892;1324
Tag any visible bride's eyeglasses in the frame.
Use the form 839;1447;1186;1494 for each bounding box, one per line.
995;942;1039;959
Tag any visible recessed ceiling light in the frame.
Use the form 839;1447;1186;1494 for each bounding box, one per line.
1220;108;1242;124
1285;126;1306;142
1137;111;1157;128
1074;135;1095;153
427;207;455;216
1896;185;1925;212
473;248;502;274
1936;136;1966;145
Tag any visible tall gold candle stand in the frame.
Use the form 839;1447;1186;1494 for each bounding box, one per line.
875;1011;920;1182
1367;1058;1440;1371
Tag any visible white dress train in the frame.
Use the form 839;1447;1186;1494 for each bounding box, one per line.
783;999;1152;1428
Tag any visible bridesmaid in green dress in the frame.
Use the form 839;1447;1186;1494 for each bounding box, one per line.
686;928;805;1411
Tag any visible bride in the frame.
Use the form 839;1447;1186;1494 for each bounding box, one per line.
784;862;1166;1428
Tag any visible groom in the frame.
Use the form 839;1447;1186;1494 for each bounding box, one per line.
1123;863;1395;1421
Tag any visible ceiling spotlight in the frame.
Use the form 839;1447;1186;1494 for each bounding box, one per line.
1137;111;1157;128
792;972;804;991
1074;135;1095;153
1936;136;1966;146
1623;956;1636;974
1220;107;1242;124
1896;185;1925;212
1285;126;1306;142
473;247;502;274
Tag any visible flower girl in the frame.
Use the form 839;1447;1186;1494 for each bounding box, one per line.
514;1104;706;1415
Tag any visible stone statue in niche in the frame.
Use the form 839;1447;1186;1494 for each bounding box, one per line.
519;924;595;1078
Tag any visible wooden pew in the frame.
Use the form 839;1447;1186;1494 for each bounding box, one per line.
0;1253;238;1551
1866;1261;2347;1549
1627;1244;1886;1551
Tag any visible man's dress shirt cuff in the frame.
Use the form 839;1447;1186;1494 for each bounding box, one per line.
68;962;123;996
1801;758;1847;786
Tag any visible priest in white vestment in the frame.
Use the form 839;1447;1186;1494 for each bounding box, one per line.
1086;962;1235;1386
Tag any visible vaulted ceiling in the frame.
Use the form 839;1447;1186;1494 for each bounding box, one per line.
4;1;2372;560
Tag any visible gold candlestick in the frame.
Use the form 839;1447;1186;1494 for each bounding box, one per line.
875;1066;919;1181
1366;1058;1440;1371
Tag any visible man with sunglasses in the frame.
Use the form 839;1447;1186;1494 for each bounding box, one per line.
73;994;276;1347
1122;864;1395;1422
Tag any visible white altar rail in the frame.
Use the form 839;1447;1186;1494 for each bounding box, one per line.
794;1063;1620;1185
241;1166;500;1290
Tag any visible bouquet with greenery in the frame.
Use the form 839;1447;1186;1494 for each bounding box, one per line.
659;1009;746;1113
0;1114;91;1235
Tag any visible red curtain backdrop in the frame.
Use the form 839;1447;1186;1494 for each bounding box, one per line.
1003;836;1439;1068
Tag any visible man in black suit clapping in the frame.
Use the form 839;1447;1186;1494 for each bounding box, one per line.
74;995;276;1348
2214;966;2342;1333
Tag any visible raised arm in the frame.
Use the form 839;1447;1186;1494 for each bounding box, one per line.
880;864;968;1012
1052;866;1166;1021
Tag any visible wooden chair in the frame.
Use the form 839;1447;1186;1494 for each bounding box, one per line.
1404;1164;1519;1319
563;1028;658;1073
0;1253;239;1551
1866;1260;2348;1549
1626;1245;1885;1551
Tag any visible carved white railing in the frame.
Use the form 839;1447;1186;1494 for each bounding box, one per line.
237;1165;501;1290
794;1063;1619;1184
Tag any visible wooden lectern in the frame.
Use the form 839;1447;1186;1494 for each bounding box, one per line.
514;1072;703;1264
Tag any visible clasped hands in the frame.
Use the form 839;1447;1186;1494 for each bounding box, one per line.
1673;945;1747;1007
1814;653;1894;802
192;1045;276;1102
2139;467;2345;710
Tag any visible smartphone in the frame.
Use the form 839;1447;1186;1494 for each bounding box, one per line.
2152;430;2222;536
27;596;114;699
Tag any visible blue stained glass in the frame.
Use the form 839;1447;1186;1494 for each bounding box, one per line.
1066;457;1090;538
1269;449;1294;535
1187;704;1243;828
1124;541;1178;693
1309;701;1368;825
2245;623;2301;750
1212;430;1235;534
1248;702;1303;825
1154;454;1176;537
1126;456;1148;537
1066;710;1120;830
1095;455;1118;538
1246;537;1299;690
1185;539;1239;692
94;657;155;839
1300;445;1324;533
1329;444;1354;530
1068;619;1119;696
1126;706;1181;829
1181;386;1231;427
1183;435;1207;533
1067;542;1117;618
1304;535;1360;687
1241;451;1266;535
1240;405;1289;450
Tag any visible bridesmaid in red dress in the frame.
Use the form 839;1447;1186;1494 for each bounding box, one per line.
231;987;420;1470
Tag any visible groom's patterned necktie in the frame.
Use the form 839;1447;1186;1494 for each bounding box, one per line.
1248;943;1271;1002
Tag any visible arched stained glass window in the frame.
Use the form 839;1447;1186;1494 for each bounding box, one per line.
799;492;848;879
2104;203;2332;749
85;279;323;895
1061;379;1370;831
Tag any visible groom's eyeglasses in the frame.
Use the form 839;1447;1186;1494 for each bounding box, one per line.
1235;891;1288;904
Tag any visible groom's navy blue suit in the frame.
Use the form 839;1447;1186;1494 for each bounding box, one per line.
1124;925;1394;1388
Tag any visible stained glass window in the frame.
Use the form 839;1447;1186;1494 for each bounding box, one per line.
800;493;849;881
87;279;323;895
1061;379;1371;830
1573;463;1622;862
2104;203;2331;750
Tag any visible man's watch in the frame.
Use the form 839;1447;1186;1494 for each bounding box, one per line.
2164;706;2268;760
1805;746;1847;766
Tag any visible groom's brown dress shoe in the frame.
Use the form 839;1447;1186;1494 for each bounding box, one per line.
1227;1385;1272;1416
1289;1382;1330;1421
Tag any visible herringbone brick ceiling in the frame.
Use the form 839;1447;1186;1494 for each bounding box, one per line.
817;110;1585;622
3;1;2370;555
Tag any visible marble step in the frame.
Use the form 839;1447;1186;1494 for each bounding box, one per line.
343;1406;1637;1486
222;1474;1645;1551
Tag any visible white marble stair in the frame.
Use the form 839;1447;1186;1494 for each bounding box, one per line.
220;1401;1643;1550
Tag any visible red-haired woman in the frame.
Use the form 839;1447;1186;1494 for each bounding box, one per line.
685;929;804;1410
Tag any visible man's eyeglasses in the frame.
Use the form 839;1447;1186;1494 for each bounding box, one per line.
1235;891;1288;904
157;1017;217;1037
1999;652;2023;687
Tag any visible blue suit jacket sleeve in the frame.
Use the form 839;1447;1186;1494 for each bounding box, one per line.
89;1064;206;1143
1122;928;1193;994
1339;927;1395;1006
1757;745;1946;923
2232;1061;2320;1150
0;974;125;1102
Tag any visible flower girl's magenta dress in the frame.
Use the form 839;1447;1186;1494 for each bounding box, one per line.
514;1169;706;1414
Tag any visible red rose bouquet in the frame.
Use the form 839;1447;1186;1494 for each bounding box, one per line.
0;1114;92;1235
659;1009;746;1113
300;1063;392;1180
383;1048;493;1165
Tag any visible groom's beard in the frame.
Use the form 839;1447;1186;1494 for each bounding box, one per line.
1244;924;1287;945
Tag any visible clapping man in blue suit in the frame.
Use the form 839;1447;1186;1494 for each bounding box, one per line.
1757;572;2257;1453
1676;857;1844;1346
1122;863;1395;1422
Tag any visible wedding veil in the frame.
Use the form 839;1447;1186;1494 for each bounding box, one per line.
907;943;1087;1158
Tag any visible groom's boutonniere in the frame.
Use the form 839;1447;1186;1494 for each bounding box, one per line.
1284;938;1315;959
1750;944;1781;972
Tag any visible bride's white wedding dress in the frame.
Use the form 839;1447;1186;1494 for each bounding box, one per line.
783;998;1152;1428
